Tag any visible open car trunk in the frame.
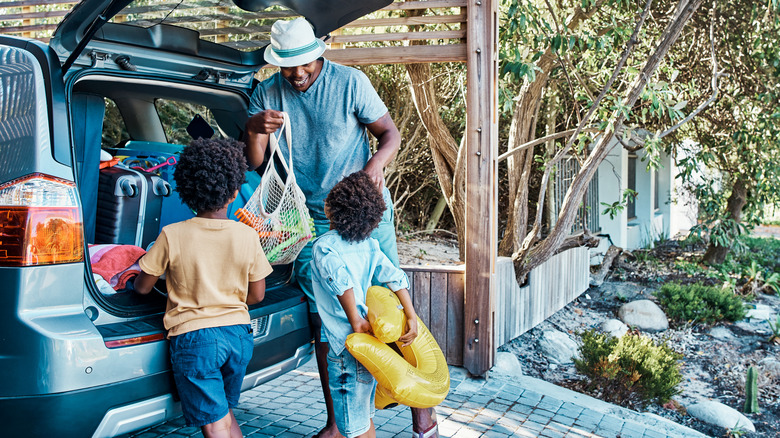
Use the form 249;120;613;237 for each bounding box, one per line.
71;74;303;323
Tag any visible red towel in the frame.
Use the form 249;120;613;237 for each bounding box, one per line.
90;244;146;290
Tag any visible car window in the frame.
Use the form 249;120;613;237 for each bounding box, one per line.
102;98;130;148
154;99;225;145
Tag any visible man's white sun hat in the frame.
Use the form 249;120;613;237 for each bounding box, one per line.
264;18;327;67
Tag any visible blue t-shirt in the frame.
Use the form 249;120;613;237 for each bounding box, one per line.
310;230;409;355
248;59;389;220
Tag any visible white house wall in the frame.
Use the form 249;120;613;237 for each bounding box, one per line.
594;139;673;251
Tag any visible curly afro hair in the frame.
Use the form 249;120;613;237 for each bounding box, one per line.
325;171;386;242
173;137;247;213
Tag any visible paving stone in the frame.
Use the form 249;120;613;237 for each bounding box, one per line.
528;412;552;425
122;360;710;438
551;413;577;427
642;429;669;438
452;426;483;438
597;416;625;432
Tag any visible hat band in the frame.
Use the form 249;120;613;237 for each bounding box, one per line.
274;40;321;58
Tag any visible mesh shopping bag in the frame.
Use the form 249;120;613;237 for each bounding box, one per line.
235;112;314;264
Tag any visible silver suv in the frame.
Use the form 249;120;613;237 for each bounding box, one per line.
0;0;389;436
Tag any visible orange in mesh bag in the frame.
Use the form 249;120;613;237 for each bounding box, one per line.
235;112;314;264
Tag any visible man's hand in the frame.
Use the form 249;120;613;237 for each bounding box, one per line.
244;109;286;169
399;316;418;347
246;109;285;135
363;158;385;190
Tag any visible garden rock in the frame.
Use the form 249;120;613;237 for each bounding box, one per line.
537;329;579;364
617;299;669;332
759;357;780;379
491;351;523;377
746;303;776;321
708;326;735;341
599;319;629;338
685;400;755;433
735;319;771;335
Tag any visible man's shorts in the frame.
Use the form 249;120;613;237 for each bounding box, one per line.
169;324;253;427
327;347;377;438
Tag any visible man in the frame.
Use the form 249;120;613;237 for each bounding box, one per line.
244;17;439;438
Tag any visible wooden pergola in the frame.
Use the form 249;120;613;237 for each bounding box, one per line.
0;0;499;376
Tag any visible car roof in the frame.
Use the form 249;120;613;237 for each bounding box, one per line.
51;0;392;72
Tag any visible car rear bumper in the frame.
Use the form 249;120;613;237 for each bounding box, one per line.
0;339;313;438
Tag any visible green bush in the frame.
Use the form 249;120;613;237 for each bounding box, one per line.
655;282;747;324
574;330;682;405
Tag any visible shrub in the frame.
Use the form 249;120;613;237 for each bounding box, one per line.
574;330;682;405
655;282;747;324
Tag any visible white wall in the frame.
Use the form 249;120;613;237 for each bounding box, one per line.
597;141;629;248
669;143;699;237
594;139;673;251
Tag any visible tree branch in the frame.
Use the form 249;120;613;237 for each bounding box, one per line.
659;6;725;138
497;127;601;162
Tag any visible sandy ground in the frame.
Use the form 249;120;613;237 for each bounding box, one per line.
397;234;461;266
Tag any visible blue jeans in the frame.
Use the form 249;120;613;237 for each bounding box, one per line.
327;347;377;437
294;188;398;312
169;324;253;427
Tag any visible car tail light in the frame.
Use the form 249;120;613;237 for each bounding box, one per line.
104;333;165;348
0;173;84;266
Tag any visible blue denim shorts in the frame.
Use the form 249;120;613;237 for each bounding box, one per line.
169;324;253;427
327;347;377;438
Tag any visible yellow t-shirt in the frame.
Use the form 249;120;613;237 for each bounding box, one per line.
139;217;272;337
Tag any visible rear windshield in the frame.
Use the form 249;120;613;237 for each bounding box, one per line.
109;0;297;51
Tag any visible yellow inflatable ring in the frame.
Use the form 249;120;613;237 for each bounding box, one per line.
345;286;450;409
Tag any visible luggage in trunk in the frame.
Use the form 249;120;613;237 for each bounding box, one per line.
95;165;172;249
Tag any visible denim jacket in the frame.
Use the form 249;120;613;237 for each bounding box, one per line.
310;230;409;355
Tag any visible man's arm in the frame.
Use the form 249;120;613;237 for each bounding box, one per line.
364;112;401;189
244;110;286;170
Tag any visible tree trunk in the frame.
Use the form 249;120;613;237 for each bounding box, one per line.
424;196;448;231
702;177;748;265
498;2;607;257
406;62;466;259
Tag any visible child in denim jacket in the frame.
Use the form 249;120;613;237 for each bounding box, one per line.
311;171;418;438
134;138;271;438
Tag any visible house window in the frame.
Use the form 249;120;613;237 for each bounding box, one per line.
627;155;637;219
654;169;659;210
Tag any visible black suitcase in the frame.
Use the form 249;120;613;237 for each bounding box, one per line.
95;165;172;249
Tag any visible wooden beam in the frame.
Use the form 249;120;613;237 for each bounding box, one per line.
463;0;498;376
383;0;468;10
0;9;69;20
328;30;465;44
324;44;467;65
343;13;466;28
0;0;75;7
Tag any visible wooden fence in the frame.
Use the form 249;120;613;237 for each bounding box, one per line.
494;248;590;347
402;264;465;366
402;247;590;369
0;0;468;64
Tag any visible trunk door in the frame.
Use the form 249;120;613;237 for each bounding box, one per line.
50;0;392;74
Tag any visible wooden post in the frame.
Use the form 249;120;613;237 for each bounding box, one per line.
463;0;498;376
216;6;229;44
22;6;33;39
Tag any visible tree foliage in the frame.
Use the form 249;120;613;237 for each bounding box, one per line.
673;0;780;264
497;0;703;280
